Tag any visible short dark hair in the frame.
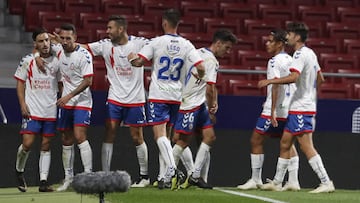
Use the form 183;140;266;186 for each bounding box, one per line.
60;23;76;34
212;29;238;44
286;22;308;42
32;27;48;41
162;8;181;28
108;15;127;30
270;28;287;43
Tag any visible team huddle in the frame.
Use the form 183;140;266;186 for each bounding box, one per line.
13;8;335;194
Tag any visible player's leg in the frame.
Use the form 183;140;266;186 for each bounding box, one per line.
189;126;215;189
102;119;119;172
57;108;75;191
123;105;149;187
150;103;179;188
102;103;122;172
38;121;56;192
297;132;334;193
130;126;150;187
282;144;300;191
73;109;93;173
261;131;294;191
237;130;266;189
16;118;40;192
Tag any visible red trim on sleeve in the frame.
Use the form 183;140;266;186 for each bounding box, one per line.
207;81;216;85
193;60;204;67
289;68;300;74
14;76;25;82
83;74;94;78
138;54;150;62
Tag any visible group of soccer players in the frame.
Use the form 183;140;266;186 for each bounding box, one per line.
13;7;335;194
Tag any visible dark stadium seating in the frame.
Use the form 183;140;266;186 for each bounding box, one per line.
219;3;257;19
39;11;76;33
343;39;360;54
327;22;360;39
306;38;341;57
320;53;359;72
12;0;360;98
181;1;218;18
237;50;270;68
24;0;61;31
229;79;265;96
141;0;179;16
203;18;241;35
102;0;140;15
298;5;336;22
244;19;282;36
337;7;360;23
318;82;353;99
258;4;295;21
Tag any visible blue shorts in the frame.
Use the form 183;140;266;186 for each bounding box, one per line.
284;114;315;135
147;102;180;125
174;104;213;135
20;118;56;137
57;108;91;131
254;116;286;137
106;102;146;126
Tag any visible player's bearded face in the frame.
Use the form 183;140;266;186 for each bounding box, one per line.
59;30;76;52
107;21;124;43
35;33;50;55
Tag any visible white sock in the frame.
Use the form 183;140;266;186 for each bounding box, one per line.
308;154;330;184
250;154;264;183
158;154;165;181
101;143;113;172
156;136;176;179
180;147;194;176
78;140;93;173
62;145;74;179
39;151;51;181
193;142;210;179
273;157;290;185
136;142;148;176
200;149;210;182
288;156;299;183
172;144;184;166
16;144;29;172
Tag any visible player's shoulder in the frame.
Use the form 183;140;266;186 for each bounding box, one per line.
77;45;91;55
293;46;314;59
19;53;34;65
129;35;148;42
95;38;111;44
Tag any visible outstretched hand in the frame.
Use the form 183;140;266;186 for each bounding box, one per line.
258;79;270;88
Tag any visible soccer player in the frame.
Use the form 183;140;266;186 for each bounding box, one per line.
84;15;150;187
128;8;205;190
14;27;61;192
172;29;238;189
54;23;94;191
258;22;335;193
237;29;300;191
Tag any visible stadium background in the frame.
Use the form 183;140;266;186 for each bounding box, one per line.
0;0;359;190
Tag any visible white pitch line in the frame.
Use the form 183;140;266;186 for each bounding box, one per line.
214;188;288;203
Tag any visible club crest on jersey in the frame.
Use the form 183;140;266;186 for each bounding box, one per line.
167;44;180;56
